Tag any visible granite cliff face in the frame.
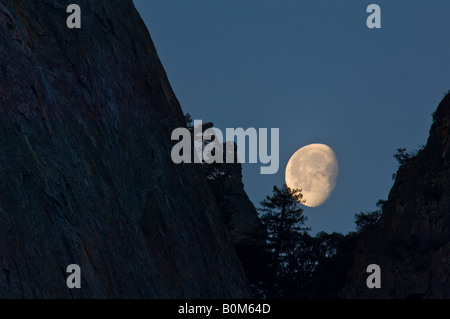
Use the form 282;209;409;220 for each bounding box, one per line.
0;0;251;298
342;94;450;298
204;142;271;289
189;123;270;292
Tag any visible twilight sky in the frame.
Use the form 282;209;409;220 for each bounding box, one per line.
133;0;450;234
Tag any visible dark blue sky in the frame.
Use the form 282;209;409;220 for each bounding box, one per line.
133;0;450;234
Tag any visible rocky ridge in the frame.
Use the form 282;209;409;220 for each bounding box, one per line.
342;93;450;298
0;0;251;298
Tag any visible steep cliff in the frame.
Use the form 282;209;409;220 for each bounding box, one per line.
342;93;450;298
0;0;251;298
203;141;271;289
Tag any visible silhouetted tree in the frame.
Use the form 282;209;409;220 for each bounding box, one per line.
305;231;359;298
354;211;382;231
255;187;389;298
354;200;384;232
393;148;414;166
258;184;310;295
184;112;193;126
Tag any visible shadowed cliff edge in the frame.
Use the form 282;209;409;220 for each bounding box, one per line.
0;0;251;298
342;93;450;298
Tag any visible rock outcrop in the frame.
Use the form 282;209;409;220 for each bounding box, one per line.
0;0;251;298
193;127;271;292
210;143;271;289
342;93;450;298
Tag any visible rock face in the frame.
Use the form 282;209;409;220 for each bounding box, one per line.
196;132;271;291
342;94;450;298
213;145;271;287
0;0;251;298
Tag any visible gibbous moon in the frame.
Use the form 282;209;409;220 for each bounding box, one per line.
285;144;338;207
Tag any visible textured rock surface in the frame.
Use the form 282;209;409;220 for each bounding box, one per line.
342;94;450;298
193;127;270;289
0;0;251;298
216;149;271;286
